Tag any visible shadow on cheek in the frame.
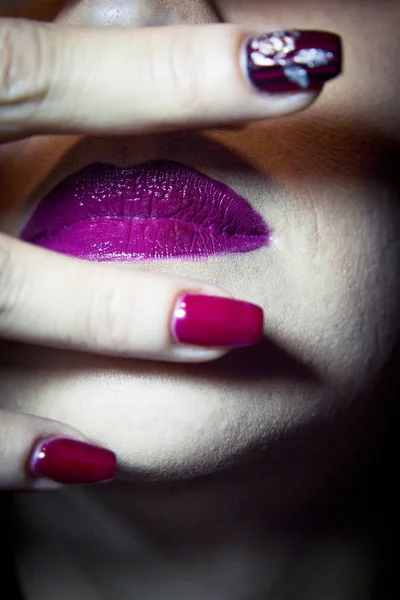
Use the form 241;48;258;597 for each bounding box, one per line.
0;331;319;389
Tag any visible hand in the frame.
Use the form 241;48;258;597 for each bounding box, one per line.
0;17;342;489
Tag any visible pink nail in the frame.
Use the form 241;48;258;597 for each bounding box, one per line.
171;294;264;347
29;438;117;484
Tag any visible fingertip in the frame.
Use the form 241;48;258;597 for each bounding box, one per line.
0;409;115;490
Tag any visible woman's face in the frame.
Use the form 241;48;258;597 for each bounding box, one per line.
1;0;399;484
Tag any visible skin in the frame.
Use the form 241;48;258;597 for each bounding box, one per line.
0;0;399;597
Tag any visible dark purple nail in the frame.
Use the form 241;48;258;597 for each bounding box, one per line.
246;30;342;93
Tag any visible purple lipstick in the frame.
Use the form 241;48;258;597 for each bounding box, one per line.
21;160;269;262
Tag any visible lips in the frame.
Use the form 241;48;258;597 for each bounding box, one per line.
21;160;269;261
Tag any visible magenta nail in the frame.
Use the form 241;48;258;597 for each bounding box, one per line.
171;294;264;347
246;30;342;93
29;438;117;484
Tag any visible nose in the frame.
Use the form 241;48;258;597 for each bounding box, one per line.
57;0;219;27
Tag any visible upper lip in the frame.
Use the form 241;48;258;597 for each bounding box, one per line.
21;160;269;261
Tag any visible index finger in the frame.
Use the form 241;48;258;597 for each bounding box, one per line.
0;233;264;362
0;18;342;138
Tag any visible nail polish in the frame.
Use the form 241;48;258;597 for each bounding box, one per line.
246;30;342;93
171;294;264;347
29;438;117;484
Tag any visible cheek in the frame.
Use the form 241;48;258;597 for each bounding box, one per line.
266;180;400;405
0;343;289;478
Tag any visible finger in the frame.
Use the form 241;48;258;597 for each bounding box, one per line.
0;409;116;490
0;19;342;137
0;234;263;362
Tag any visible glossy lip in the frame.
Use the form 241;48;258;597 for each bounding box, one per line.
21;160;269;261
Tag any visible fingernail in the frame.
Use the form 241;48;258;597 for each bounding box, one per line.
246;29;342;93
171;294;264;347
29;438;117;484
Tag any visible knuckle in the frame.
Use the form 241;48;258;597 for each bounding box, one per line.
164;33;207;118
0;417;13;461
85;285;130;352
0;234;20;329
0;18;53;117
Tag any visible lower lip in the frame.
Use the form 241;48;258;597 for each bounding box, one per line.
21;160;269;261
